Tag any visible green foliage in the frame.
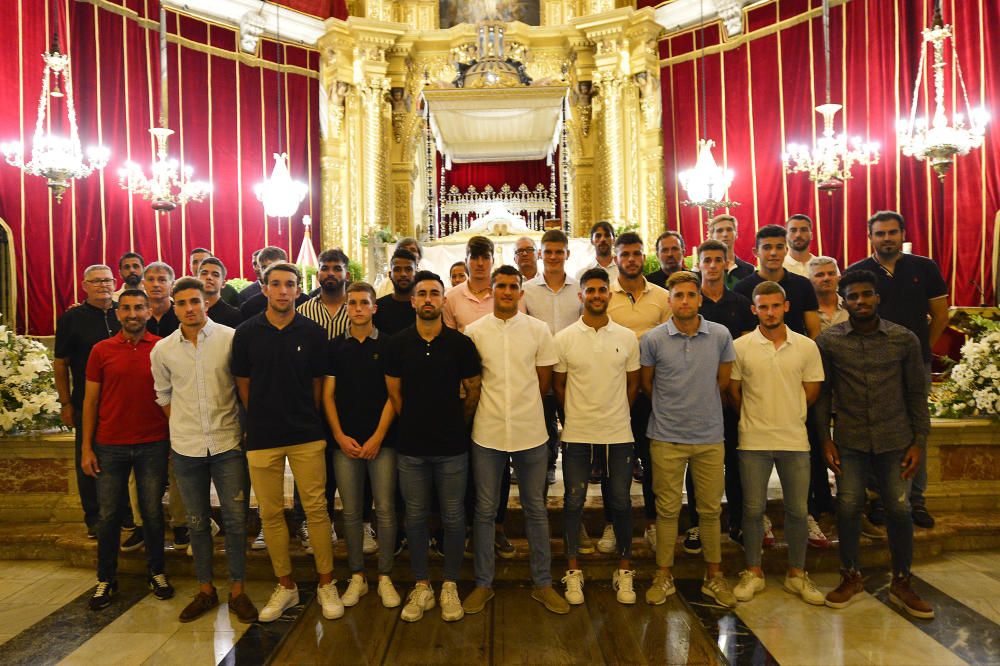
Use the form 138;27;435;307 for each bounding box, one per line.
226;277;252;293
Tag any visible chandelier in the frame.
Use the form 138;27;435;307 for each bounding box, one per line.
782;0;878;193
896;2;988;180
119;7;210;211
2;29;108;202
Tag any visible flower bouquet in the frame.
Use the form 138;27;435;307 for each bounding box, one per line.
0;322;62;435
931;315;1000;419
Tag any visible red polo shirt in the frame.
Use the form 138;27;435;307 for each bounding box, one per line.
85;331;169;445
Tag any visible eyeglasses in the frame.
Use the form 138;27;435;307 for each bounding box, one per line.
514;248;536;256
85;278;114;285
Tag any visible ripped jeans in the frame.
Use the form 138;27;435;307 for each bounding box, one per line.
563;442;634;561
172;447;250;584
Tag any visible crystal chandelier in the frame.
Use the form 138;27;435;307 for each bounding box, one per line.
119;8;210;212
782;0;878;193
2;29;109;202
896;2;988;180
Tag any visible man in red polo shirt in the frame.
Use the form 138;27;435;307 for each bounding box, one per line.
80;289;174;610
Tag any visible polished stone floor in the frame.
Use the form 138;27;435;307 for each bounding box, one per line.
0;550;998;665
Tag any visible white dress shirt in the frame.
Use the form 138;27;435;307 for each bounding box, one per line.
466;312;558;452
575;258;620;284
523;273;582;335
150;319;242;457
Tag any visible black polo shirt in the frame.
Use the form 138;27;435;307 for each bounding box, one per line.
54;302;121;410
239;291;309;319
220;283;241;308
383;324;481;457
328;329;393;444
646;269;669;289
146;305;180;337
733;270;819;336
373;294;416;335
231;312;328;450
237;281;262;305
846;254;948;362
725;256;756;289
208;299;244;328
700;288;755;340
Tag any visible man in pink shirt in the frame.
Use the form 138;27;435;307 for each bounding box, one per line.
443;236;525;331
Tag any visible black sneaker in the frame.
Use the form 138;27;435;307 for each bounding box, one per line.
729;527;744;547
89;580;117;610
393;536;407;557
546;468;556;486
912;505;935;529
632;460;644;483
87;524;97;540
121;526;144;553
148;573;175;600
173;526;191;551
868;503;886;526
682;527;703;555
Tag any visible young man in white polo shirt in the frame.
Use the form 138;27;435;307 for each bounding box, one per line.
728;281;826;605
554;267;640;605
462;265;569;617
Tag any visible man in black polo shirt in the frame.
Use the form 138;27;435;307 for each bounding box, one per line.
231;262;344;623
198;257;243;328
374;248;417;335
240;247;308;318
143;262;180;337
708;215;756;288
189;247;240;307
846;210;948;528
646;231;686;288
54;264;123;538
385;270;482;624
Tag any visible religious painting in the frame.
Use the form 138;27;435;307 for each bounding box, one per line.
439;0;540;29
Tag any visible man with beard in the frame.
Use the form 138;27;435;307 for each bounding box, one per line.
143;262;180;338
80;290;174;609
198;257;243;328
708;215;755;288
189;247;240;307
385;270;482;623
240;247;308;318
729;281;826;606
575;221;619;284
783;215;816;277
514;236;539;281
554;267;640;606
816;270;933;619
377;237;423;298
374;248;418;335
845;211;948;529
646;231;686;288
114;253;144;300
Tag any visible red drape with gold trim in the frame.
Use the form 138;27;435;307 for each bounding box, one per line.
446;159;553;191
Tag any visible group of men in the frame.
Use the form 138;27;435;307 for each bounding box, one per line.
53;207;946;625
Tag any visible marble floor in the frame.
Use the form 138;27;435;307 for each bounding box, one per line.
0;550;997;665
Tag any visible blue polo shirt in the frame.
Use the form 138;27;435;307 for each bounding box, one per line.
639;316;735;444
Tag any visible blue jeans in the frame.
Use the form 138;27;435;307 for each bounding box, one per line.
739;450;810;570
172;448;249;584
333;447;397;575
95;440;169;581
563;443;633;560
398;453;468;582
473;443;551;588
837;446;914;576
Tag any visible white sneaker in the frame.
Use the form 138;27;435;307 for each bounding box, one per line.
562;569;585;605
440;581;464;622
734;570;766;601
784;572;825;605
342;574;368;607
362;523;378;554
401;583;435;622
596;524;617;554
807;515;831;549
298;522;313;554
378;576;401;608
251;528;266;551
644;524;657;552
331;524;338;544
612;569;636;605
259;584;299;622
317;580;344;620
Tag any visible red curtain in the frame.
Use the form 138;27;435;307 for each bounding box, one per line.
446;159;553;192
0;1;321;335
660;0;999;305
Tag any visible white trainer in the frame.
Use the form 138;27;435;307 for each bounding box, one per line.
341;574;368;607
251;528;266;551
378;576;401;608
562;569;585;605
317;580;344;620
401;583;435;622
784;572;825;605
362;523;378;554
440;581;464;622
596;524;617;554
613;569;636;605
259;584;299;622
734;570;766;601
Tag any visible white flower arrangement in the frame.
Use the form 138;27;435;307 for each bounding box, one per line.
932;316;1000;419
0;322;62;435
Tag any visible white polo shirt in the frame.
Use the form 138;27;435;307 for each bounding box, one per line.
523;274;582;335
576;258;619;284
554;318;640;444
731;326;824;451
466;311;558;452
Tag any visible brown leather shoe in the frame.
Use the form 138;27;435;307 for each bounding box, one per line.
889;574;934;619
179;589;219;622
229;591;260;624
531;585;570;615
825;569;864;609
462;586;494;614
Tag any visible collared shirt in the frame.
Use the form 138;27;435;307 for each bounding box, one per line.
383;324;481;457
640;316;735;444
555;318;639;444
237;281;262;305
240;291;309;320
85;331;169;445
818;298;849;331
783;253;815;277
645;269;670;289
373;294;415;336
208;299;243;329
150;319;242;457
297;295;351;340
725;256;756;289
608;278;671;339
328;328;394;444
700;288;756;340
54;301;121;410
815;319;930;454
230;313;328;450
443;281;526;332
733;271;819;336
575;258;619;284
466;312;558;452
731;327;824;452
146;304;180;338
846;253;948;362
523;274;582;335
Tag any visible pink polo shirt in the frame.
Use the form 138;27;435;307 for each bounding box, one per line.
443;280;526;332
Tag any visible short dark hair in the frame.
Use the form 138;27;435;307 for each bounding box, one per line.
786;214;813;229
708;214;737;232
752;280;786;301
413;270;445;291
697;239;729;259
189;247;211;258
666;270;700;292
118;288;148;303
466;236;494;259
198;256;226;278
579;267;610;286
656;230;685;252
755;224;788;247
257;246;287;264
318;248;350;266
589;220;615;239
396;237;423;260
450;261;467;273
172;276;206;297
867;210;905;234
838;269;879;298
346;281;377;301
118;252;144;269
391;248;417;264
615;231;643;249
541;229;569;245
263;262;302;286
491;264;523;286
